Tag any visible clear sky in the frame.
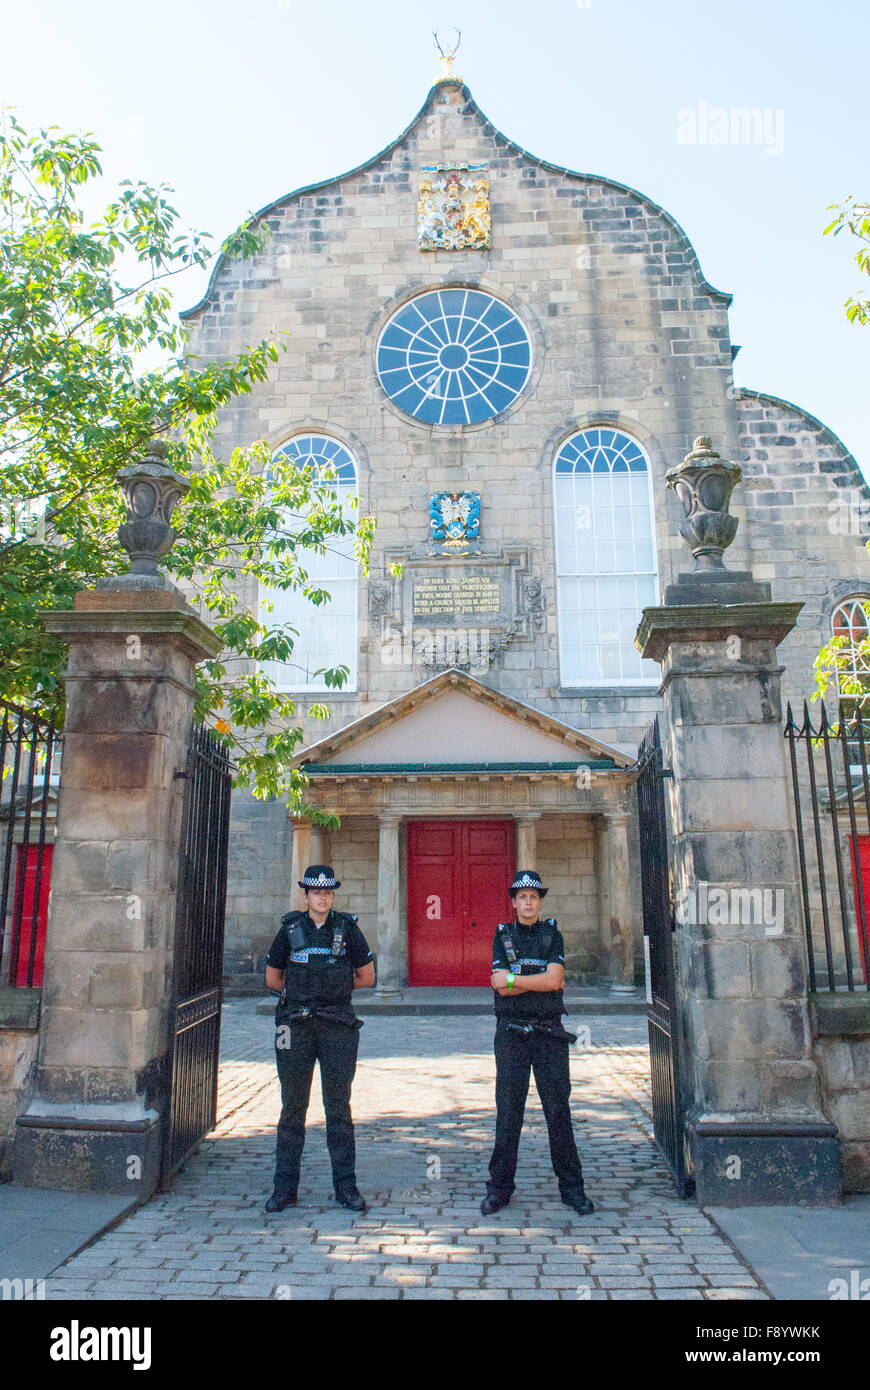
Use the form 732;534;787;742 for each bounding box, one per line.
3;0;868;474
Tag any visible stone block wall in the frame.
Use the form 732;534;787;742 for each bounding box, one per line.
184;80;868;976
0;989;40;1179
223;790;293;980
811;997;870;1192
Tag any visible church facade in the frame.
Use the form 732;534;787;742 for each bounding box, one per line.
181;75;870;992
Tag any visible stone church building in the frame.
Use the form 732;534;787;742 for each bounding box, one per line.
181;70;869;995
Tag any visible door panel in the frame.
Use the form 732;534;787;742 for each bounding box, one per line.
407;820;514;986
849;835;870;978
10;844;53;987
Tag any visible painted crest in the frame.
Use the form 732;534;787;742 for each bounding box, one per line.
429;491;481;543
418;164;491;252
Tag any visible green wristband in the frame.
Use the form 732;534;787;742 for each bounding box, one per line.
507;972;515;990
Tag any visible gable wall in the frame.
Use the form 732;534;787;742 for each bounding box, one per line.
190;84;868;973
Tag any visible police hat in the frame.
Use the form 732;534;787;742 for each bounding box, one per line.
510;869;548;897
298;864;341;890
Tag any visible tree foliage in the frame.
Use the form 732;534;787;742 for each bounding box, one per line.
0;113;376;818
825;197;870;326
814;198;870;715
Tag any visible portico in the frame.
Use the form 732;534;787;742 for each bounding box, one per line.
288;670;640;995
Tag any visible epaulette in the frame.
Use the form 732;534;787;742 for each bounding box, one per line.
280;909;307;927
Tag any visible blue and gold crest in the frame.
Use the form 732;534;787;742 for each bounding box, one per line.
429;491;481;545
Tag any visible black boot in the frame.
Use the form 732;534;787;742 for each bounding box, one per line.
480;1192;511;1215
265;1190;297;1212
335;1186;367;1212
562;1187;595;1216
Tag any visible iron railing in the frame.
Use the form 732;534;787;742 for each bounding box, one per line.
784;699;870;992
0;701;60;988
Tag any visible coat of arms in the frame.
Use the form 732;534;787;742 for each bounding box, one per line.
418;164;491;252
429;491;481;544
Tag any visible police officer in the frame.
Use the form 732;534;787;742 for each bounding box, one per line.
264;865;375;1212
481;870;594;1217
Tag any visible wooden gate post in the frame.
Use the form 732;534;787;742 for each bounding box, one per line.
635;435;840;1206
13;443;222;1196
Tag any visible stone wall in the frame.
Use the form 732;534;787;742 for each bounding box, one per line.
0;989;40;1179
183;79;868;971
811;996;870;1193
223;790;293;983
737;390;870;711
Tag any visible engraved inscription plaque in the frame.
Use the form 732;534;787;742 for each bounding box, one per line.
412;575;501;619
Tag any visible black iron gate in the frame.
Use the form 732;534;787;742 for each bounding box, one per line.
160;722;232;1187
636;716;693;1197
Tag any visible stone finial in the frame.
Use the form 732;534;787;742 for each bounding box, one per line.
665;434;742;571
116;438;190;576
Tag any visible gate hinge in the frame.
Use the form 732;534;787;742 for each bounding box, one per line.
173;769;188;780
660;767;674;779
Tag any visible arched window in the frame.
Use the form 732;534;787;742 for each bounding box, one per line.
258;435;359;692
831;597;870;707
554;428;659;685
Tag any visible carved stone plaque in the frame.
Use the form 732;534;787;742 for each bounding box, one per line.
412;574;501;619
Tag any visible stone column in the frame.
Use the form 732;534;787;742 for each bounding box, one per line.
636;565;839;1199
13;586;222;1195
288;818;312;912
376;815;402;997
514;813;540;871
603;810;636;995
309;822;329;870
593;815;612;980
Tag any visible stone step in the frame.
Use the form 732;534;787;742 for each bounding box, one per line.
249;986;648;1017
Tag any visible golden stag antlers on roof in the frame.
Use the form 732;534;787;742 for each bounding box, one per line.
433;28;462;82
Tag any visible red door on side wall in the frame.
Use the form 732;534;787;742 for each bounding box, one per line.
10;844;53;986
407;820;514;986
849;836;870;980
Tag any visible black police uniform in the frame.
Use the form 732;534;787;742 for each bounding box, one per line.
266;907;373;1200
486;917;587;1203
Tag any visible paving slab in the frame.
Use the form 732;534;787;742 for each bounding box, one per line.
0;1185;138;1286
706;1198;870;1301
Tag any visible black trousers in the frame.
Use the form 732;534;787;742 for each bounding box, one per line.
487;1021;585;1199
273;1015;360;1196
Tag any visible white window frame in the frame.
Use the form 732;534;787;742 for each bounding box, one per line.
554;428;660;688
257;436;359;694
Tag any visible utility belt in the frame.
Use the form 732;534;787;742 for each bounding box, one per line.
502;1019;577;1044
277;1003;363;1031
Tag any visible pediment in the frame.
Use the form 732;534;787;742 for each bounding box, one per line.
296;670;632;770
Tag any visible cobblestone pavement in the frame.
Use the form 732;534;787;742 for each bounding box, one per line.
46;1000;768;1301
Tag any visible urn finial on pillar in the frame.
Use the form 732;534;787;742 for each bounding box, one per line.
661;434;772;606
117;437;190;575
665;435;741;571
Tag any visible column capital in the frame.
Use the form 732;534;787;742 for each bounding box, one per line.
514;812;542;824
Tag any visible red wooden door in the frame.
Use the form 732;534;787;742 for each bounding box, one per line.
10;844;53;987
407;820;514;985
849;835;870;979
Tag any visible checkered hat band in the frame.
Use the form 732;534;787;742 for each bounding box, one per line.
302;873;334;886
513;874;542;888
